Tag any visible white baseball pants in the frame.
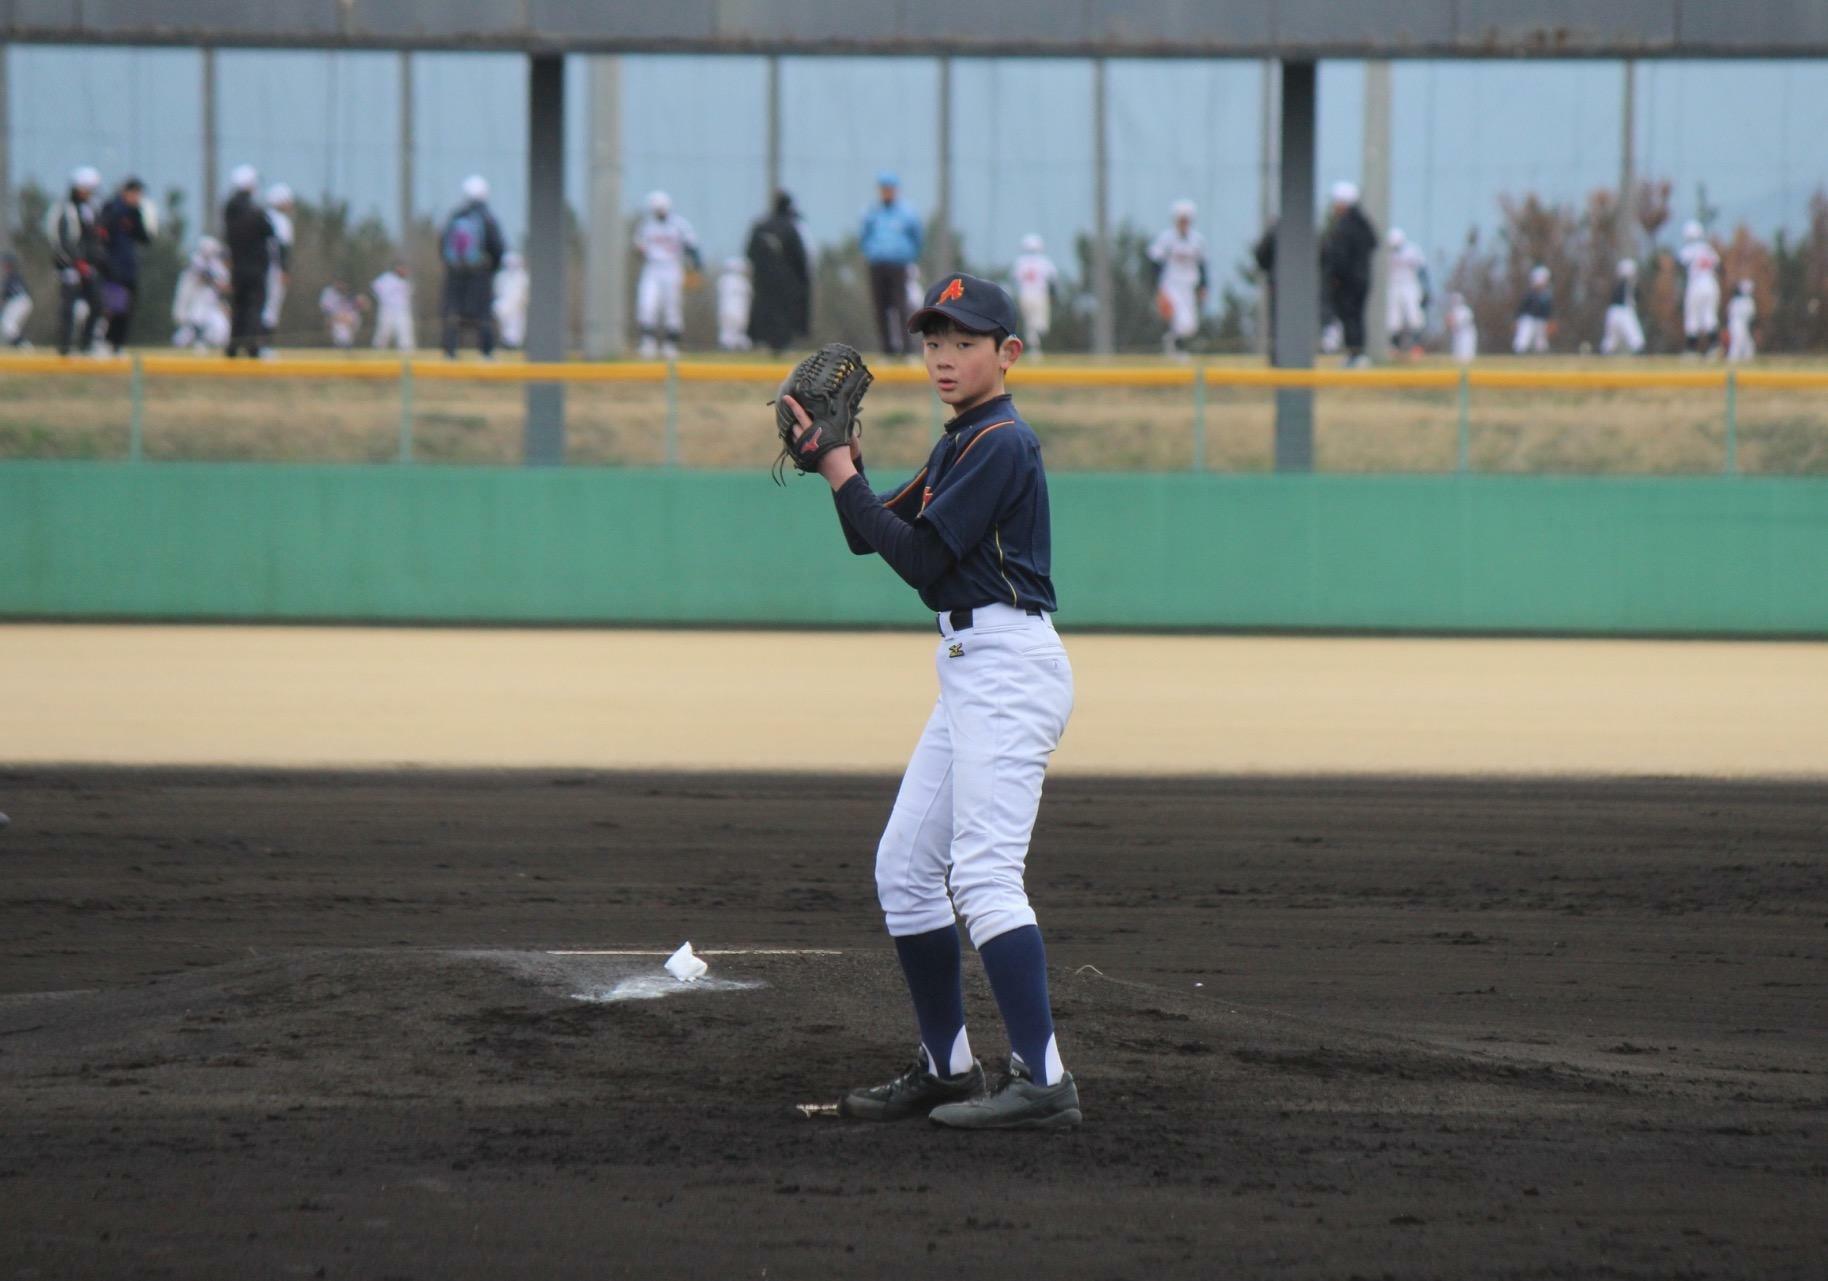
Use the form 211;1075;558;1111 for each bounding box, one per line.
373;307;416;351
637;265;684;335
1684;278;1720;338
1602;305;1645;355
1386;281;1425;337
1513;316;1550;355
874;604;1073;950
1727;319;1755;363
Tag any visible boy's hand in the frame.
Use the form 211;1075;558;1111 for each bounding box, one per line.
783;395;860;488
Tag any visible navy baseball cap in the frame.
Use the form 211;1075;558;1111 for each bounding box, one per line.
908;273;1019;336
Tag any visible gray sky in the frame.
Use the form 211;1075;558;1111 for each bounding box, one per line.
9;48;1828;289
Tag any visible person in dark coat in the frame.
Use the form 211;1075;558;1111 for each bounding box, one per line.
97;177;153;352
222;164;274;358
439;175;507;358
1320;179;1378;367
746;190;811;354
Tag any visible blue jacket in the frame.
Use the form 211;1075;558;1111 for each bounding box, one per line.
860;199;923;265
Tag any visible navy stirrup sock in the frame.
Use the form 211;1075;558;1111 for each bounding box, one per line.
978;925;1063;1086
893;925;971;1078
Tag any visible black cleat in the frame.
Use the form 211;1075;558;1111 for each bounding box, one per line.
838;1054;987;1121
928;1057;1081;1130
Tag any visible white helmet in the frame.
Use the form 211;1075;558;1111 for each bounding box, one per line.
647;190;672;215
1682;220;1704;241
1170;199;1196;221
1529;265;1551;286
1330;180;1360;205
265;182;294;208
1739;278;1755;294
70;165;102;192
462;174;490;202
1020;233;1044;254
1617;258;1637;278
230;164;259;192
1388;228;1406;248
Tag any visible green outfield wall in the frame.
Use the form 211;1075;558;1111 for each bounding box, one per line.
2;463;1825;635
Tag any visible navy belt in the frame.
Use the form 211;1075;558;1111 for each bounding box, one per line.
939;606;1041;634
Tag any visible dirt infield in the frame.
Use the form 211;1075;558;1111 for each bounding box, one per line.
1;769;1823;1279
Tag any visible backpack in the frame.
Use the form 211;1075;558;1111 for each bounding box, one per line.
442;208;491;270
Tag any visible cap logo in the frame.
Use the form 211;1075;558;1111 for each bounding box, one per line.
937;278;966;304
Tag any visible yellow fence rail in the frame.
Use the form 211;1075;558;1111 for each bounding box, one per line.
5;351;1825;473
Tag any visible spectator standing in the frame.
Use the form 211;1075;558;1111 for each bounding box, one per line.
47;165;104;356
96;177;155;352
745;190;811;355
439;175;505;358
222;165;273;358
859;171;923;356
1320;180;1377;367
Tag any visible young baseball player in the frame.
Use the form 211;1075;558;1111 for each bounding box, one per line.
1513;265;1553;355
716;256;753;351
371;263;416;352
493;251;529;350
1678;221;1721;356
318;280;362;350
1726;279;1757;363
1148;199;1208;359
1011;233;1058;359
170;236;230;350
1447;291;1477;365
1;253;32;348
1385;229;1428;356
262;183;296;348
633;191;701;359
1601;259;1646;356
784;272;1080;1130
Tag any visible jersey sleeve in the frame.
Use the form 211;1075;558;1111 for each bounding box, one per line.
917;423;1022;559
1146;231;1169;264
834;466;926;555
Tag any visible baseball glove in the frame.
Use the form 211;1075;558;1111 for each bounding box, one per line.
771;342;874;483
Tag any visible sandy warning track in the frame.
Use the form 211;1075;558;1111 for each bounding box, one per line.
3;624;1825;776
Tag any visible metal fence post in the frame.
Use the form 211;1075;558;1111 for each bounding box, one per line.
664;360;680;466
1723;369;1739;476
128;354;145;463
1191;364;1207;471
1455;367;1471;474
397;361;414;463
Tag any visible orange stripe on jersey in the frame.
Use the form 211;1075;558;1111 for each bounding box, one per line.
955;419;1016;465
883;468;929;510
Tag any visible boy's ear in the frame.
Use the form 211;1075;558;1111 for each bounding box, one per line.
1000;335;1024;369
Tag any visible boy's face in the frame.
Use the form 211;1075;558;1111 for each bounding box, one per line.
922;323;1021;413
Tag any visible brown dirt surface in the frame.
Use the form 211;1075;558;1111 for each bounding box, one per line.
1;768;1823;1279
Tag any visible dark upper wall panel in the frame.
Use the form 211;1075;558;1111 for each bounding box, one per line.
5;0;1827;56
